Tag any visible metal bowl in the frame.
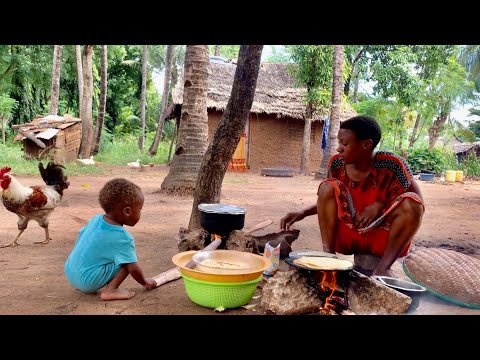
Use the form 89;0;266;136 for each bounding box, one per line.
192;250;264;274
172;250;271;283
373;276;427;311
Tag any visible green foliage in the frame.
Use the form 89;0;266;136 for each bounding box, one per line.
0;133;172;176
458;153;480;177
95;134;170;165
114;106;141;136
404;147;453;174
0;143;107;176
364;46;455;108
458;45;480;92
286;45;334;110
208;45;240;60
264;46;291;63
0;95;18;117
468;120;480;139
427;57;474;115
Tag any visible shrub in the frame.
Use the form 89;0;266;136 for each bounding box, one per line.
404;147;454;174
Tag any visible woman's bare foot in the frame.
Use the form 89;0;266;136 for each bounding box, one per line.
100;288;136;301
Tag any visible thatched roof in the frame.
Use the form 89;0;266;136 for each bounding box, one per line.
172;61;357;121
453;141;480;154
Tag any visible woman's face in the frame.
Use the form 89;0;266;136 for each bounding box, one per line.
336;128;371;164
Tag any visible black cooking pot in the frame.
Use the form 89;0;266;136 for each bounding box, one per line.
198;203;246;237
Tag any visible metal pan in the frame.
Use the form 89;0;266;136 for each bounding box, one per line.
285;256;353;272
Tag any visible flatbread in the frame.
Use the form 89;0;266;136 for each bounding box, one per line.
293;256;353;270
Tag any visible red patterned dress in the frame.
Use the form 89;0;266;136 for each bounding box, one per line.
318;151;424;258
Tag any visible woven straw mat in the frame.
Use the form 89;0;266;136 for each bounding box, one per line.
403;248;480;307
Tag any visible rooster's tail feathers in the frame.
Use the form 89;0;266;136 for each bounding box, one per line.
38;162;67;187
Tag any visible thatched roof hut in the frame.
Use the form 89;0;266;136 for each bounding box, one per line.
173;62;357;121
171;60;357;172
453;140;480;161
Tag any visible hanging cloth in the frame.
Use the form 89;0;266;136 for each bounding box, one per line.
321;116;330;153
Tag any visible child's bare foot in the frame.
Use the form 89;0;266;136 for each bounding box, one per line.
100;288;136;301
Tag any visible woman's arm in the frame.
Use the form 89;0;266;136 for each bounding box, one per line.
280;204;317;230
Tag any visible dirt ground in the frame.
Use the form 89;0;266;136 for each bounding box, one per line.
1;165;479;315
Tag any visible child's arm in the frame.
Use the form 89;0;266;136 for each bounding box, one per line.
125;262;156;289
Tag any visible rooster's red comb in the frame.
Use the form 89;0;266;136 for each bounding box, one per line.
0;167;12;177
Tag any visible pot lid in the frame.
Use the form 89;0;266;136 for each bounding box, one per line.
198;203;246;215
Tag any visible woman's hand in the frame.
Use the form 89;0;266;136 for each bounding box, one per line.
280;211;305;230
355;201;384;230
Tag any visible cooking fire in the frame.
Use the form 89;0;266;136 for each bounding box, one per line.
309;270;350;315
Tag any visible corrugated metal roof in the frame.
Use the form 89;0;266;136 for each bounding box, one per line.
35;128;59;140
21;128;59;141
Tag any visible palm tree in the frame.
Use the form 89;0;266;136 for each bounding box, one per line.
139;45;148;151
160;45;209;195
188;45;263;230
92;45;107;155
315;45;344;179
49;45;63;115
78;45;94;159
149;45;175;155
75;45;83;117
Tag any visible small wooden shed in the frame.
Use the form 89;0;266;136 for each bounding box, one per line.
13;114;82;163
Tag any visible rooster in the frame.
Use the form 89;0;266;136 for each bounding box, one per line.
0;162;70;248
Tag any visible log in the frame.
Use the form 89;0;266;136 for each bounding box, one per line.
152;268;181;288
346;270;411;314
18;130;46;149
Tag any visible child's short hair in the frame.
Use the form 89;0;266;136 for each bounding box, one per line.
99;178;142;213
340;115;382;149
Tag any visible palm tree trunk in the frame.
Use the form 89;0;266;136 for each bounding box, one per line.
139;45;148;151
299;102;313;175
160;45;209;195
315;45;344;179
352;64;360;103
188;45;263;230
49;45;63;115
92;45;107;155
149;45;175;155
393;120;398;151
75;45;83;117
1;115;5;145
214;45;221;56
78;45;94;158
167;119;178;165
